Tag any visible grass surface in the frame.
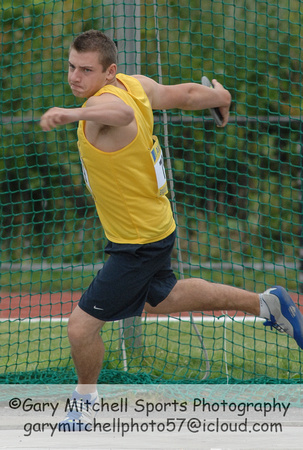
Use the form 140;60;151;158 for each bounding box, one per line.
1;316;302;383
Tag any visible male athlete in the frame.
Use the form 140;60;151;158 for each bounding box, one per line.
40;30;303;430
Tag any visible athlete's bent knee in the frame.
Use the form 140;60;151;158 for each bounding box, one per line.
67;306;104;344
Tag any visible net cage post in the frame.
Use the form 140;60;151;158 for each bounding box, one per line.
116;0;143;364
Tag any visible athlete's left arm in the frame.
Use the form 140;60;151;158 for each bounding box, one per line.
134;74;231;127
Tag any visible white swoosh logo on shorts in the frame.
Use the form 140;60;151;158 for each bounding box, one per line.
93;306;104;311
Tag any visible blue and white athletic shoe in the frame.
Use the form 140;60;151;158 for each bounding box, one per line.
261;286;303;349
58;390;99;432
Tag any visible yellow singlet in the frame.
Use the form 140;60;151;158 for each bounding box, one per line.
77;73;176;244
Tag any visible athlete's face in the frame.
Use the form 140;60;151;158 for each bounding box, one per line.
68;49;114;98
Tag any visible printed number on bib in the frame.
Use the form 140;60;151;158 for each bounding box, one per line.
150;136;168;196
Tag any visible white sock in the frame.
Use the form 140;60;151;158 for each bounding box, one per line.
75;387;98;398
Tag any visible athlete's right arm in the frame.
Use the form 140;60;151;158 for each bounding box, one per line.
40;94;134;132
40;107;81;132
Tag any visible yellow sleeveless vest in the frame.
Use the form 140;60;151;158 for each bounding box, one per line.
77;73;176;244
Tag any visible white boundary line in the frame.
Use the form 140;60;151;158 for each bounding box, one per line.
0;316;262;323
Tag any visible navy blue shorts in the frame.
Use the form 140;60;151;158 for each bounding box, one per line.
78;230;177;321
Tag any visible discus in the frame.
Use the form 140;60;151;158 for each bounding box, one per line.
201;76;223;126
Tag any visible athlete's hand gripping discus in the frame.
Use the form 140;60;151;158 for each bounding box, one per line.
201;76;223;126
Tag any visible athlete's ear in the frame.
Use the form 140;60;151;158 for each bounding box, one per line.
106;63;117;82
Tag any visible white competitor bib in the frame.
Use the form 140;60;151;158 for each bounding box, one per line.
80;156;94;196
150;136;168;196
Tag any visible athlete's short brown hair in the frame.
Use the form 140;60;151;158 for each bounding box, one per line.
70;30;118;71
